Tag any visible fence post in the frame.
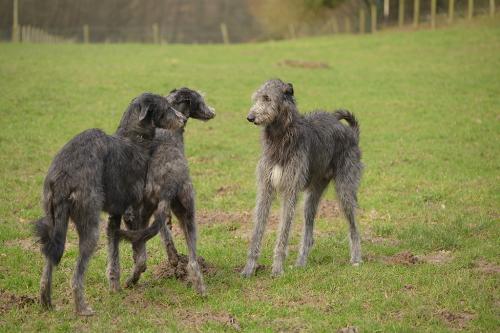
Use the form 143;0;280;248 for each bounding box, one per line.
414;0;420;27
359;8;366;33
152;23;159;44
12;0;20;42
288;24;296;39
490;0;495;16
345;17;352;33
83;24;89;43
371;3;377;32
431;0;437;29
448;0;455;23
331;17;339;34
399;0;405;27
468;0;474;20
220;22;230;44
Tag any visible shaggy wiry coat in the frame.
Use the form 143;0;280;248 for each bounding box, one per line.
34;93;185;315
106;88;215;296
241;79;363;277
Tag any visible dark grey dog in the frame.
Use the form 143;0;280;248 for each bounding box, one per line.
241;79;363;277
110;88;215;296
34;93;185;315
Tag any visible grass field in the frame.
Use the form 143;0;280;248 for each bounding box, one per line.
0;18;499;332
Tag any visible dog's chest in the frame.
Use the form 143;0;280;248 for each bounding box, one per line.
270;164;284;189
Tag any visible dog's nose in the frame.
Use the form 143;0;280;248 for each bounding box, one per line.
247;114;255;123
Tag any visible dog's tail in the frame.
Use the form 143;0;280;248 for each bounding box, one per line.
334;109;360;139
33;195;70;265
118;218;163;243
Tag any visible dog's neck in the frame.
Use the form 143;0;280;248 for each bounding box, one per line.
262;108;302;164
116;109;156;144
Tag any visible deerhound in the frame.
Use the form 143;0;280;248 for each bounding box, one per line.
34;93;185;315
109;88;215;296
241;79;363;277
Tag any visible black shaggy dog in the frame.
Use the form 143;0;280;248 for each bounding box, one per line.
110;88;215;296
34;93;185;316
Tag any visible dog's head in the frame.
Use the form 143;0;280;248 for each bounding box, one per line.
134;93;186;130
247;79;295;126
166;88;216;125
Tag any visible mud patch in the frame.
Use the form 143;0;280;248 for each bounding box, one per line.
439;310;475;329
178;309;241;331
418;250;454;265
153;254;217;281
473;259;500;274
382;251;420;266
0;290;36;314
278;59;330;69
337;326;359;333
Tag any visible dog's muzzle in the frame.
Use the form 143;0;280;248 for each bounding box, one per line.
247;114;256;123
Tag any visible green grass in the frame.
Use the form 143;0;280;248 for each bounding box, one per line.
1;18;499;332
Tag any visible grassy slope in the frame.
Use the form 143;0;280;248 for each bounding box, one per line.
0;18;499;332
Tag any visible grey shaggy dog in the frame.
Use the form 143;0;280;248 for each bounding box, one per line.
241;79;363;278
108;88;215;296
34;93;185;315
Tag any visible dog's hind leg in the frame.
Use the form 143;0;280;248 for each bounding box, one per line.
173;185;206;296
272;190;298;277
40;259;54;309
241;176;275;277
334;158;362;265
72;213;100;316
159;210;179;266
106;214;121;292
296;180;329;267
124;205;154;288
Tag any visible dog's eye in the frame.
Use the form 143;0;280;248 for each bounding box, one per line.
262;95;270;102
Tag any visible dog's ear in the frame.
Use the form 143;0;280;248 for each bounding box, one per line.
138;103;152;121
169;88;178;94
284;83;294;96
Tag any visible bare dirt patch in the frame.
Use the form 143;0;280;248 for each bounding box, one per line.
0;290;36;314
418;250;454;265
439;310;475;329
153;254;217;281
317;199;341;219
278;59;330;69
233;263;268;275
3;238;38;251
178;309;241;331
382;251;420;266
197;210;252;226
473;259;500;274
337;326;359;333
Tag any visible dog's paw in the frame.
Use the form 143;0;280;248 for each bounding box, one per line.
76;304;95;317
240;263;256;278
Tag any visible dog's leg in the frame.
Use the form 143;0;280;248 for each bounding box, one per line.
242;178;275;277
124;206;153;288
72;215;99;316
106;214;121;292
40;259;54;309
159;210;179;266
335;164;362;265
296;181;328;267
174;188;207;296
272;190;298;277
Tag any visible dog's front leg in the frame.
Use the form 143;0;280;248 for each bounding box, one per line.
272;189;298;277
242;167;275;277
